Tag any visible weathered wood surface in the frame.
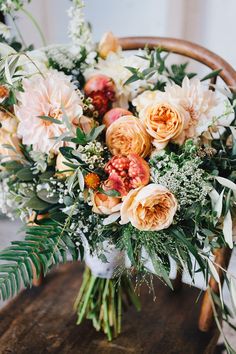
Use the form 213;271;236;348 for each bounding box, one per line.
0;262;219;354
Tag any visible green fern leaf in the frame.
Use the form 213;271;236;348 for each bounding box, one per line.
0;220;79;301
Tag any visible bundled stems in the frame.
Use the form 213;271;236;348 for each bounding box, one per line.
74;267;141;341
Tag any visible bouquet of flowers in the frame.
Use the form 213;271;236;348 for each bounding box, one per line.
0;0;236;351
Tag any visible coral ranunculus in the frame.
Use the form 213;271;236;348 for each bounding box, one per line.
120;184;177;231
104;154;150;196
140;102;186;150
15;70;83;154
106;115;151;157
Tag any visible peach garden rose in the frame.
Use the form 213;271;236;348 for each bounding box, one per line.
120;183;177;231
98;31;120;59
92;191;121;215
140;102;187;150
0;111;21;164
106;115;151;157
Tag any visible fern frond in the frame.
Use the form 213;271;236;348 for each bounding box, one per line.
0;221;78;301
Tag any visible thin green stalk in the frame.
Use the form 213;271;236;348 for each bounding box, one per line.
74;267;90;310
117;284;122;335
124;277;141;311
21;8;46;46
10;15;27;48
77;275;96;324
111;281;117;337
21;52;45;78
103;280;112;341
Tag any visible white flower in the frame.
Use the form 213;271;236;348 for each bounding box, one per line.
163;76;218;142
67;0;93;52
18;49;48;76
15;70;83;154
0;22;11;40
133;90;163;113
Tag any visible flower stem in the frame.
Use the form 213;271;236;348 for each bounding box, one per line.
21;8;47;46
74;267;141;340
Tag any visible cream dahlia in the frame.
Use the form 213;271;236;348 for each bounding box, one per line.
163;76;218;143
15;70;83;154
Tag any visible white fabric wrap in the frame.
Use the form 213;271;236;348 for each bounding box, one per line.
83;238;126;279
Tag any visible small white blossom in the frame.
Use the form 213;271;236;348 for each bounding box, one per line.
67;0;93;52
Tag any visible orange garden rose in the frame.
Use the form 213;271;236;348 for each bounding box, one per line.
0;130;21;165
92;191;121;215
120;184;177;231
0;112;21;164
106;115;151;157
141;102;186;150
74;115;96;134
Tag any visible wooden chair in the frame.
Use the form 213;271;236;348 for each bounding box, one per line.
1;37;236;354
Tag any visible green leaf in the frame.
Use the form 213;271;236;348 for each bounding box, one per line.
25;196;50;211
171;228;206;274
124;66;138;74
201;69;222;82
223;211;233;249
37;189;59;204
124;74;139;86
38;115;63;125
150;252;173;290
77;168;84;191
98;188;120;197
16;167;34;181
87;125;105;142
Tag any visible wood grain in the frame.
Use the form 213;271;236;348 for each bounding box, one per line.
0;262;219;354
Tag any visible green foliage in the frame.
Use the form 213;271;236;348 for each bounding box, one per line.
124;47;197;89
0;219;78;301
70;125;105;145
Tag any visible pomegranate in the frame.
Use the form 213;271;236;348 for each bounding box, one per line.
88;91;110;117
103;108;132;128
84;74;116;117
84;74;116;101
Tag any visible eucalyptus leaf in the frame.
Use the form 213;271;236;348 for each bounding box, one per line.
37;189;59;204
16;167;34;182
26;196;50;211
77;168;84;191
38;115;63;125
98;188;120;197
223;210;233;249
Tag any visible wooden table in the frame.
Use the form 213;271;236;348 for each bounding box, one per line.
0;262;219;354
